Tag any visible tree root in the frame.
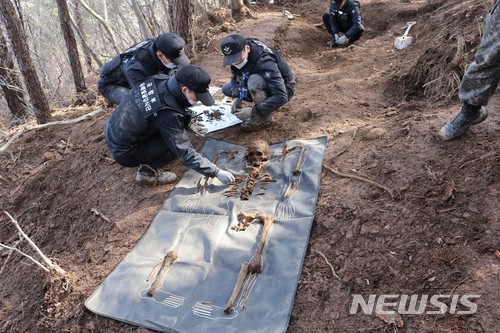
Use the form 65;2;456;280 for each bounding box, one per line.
2;211;66;275
0;108;105;154
322;163;395;200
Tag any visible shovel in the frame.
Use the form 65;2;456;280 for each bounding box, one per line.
394;21;416;49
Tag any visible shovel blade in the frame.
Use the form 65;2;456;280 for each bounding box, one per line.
394;36;413;49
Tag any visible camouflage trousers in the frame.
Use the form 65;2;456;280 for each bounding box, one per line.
459;2;500;106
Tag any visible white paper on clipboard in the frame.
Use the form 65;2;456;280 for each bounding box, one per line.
189;104;242;133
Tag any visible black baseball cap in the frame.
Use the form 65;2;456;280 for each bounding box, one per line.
176;65;215;106
220;34;247;67
155;33;190;66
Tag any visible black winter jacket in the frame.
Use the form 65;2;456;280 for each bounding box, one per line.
104;75;218;177
328;0;364;39
99;39;173;88
229;39;296;116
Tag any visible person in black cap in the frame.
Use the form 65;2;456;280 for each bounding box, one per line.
103;65;235;185
220;34;296;132
98;32;190;105
322;0;364;47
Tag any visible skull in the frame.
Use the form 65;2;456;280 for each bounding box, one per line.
245;140;270;168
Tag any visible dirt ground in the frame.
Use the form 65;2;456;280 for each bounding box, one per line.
1;1;499;332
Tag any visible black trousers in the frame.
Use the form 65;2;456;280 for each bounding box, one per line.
97;79;130;106
322;13;363;44
112;135;176;169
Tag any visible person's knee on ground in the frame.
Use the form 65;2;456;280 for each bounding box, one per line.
438;101;488;140
247;74;269;104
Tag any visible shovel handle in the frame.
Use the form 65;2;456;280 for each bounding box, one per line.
402;21;416;37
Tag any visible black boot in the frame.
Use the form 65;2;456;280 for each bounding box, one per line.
439;102;488;140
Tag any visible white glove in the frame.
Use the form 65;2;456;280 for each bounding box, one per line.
215;169;235;184
234;107;253;121
231;98;241;113
189;121;207;137
333;34;340;43
337;35;348;45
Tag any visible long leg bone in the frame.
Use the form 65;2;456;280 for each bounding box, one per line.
292;146;305;175
224;261;249;314
281;145;305;175
248;215;275;273
147;250;178;297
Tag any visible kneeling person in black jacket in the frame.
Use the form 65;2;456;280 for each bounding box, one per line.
104;65;235;185
220;34;296;132
98;33;190;105
322;0;364;46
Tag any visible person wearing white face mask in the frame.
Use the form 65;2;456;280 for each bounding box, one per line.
220;34;296;132
98;33;190;105
322;0;364;47
103;65;235;186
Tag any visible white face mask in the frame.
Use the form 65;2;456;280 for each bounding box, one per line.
184;89;198;105
233;58;248;69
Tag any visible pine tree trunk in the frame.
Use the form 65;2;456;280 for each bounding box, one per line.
73;0;93;73
56;0;87;94
0;0;51;124
0;30;28;120
171;0;191;46
130;0;152;39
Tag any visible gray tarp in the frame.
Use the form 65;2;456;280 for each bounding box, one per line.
85;136;327;333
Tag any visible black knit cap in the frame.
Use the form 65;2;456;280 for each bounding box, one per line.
155;33;190;66
176;65;215;106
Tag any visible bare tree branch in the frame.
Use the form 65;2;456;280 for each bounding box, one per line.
0;242;50;273
77;0;120;53
3;211;66;275
0;108;105;153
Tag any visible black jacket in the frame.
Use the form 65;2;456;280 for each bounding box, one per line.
99;39;173;88
329;0;364;38
104;75;218;177
229;39;296;116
